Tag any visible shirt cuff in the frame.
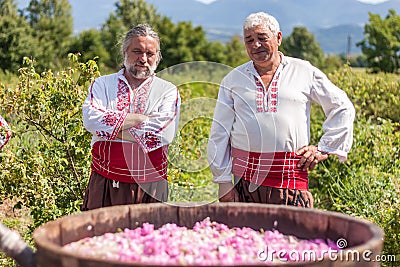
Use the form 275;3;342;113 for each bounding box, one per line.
128;120;164;153
318;145;348;162
212;174;233;184
109;111;128;140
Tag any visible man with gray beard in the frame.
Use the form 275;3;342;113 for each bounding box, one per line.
82;24;180;210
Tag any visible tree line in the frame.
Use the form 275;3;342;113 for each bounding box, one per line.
0;0;399;74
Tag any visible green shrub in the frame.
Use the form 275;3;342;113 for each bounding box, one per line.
168;82;219;202
309;66;399;265
329;65;400;122
0;54;99;228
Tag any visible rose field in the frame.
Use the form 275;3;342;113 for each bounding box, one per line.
0;57;398;266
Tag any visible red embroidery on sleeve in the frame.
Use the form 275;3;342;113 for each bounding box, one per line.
101;110;120;127
143;132;161;150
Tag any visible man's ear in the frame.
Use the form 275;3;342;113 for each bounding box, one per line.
276;32;283;46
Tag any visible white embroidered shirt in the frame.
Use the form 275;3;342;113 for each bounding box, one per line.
82;69;180;153
208;55;355;184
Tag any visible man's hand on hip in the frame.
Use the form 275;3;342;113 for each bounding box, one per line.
296;145;329;171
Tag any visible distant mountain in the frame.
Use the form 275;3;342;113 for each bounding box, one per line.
17;0;400;54
314;24;365;55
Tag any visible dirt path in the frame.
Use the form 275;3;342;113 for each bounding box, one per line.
0;198;31;234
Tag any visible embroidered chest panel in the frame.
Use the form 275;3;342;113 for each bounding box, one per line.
117;77;153;113
254;71;280;113
117;79;130;111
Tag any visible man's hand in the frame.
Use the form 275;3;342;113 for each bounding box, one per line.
116;129;137;142
218;182;239;202
121;113;149;130
116;113;149;141
296;145;329;171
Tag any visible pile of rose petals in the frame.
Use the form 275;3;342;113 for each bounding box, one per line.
63;217;339;265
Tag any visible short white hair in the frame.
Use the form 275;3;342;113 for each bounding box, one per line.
243;12;280;35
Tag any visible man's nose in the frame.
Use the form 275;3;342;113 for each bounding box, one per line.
138;52;147;61
252;40;262;48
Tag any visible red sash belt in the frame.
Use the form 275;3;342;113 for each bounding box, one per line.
232;148;309;190
91;141;167;183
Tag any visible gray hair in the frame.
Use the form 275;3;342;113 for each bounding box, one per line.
121;24;162;64
243;12;280;36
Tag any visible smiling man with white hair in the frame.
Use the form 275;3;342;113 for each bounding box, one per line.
208;12;355;207
82;24;180;210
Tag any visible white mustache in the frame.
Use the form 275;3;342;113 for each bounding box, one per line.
135;62;150;68
135;62;157;72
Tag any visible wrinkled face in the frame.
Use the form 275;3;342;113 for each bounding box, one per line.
244;25;282;66
123;35;160;80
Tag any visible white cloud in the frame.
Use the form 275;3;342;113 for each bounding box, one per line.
356;0;390;4
195;0;218;4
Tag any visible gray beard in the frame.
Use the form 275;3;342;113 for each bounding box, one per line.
128;65;153;79
124;57;157;79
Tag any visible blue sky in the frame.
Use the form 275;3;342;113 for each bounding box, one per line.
195;0;391;4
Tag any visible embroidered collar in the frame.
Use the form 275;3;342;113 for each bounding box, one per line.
116;69;155;113
253;64;282;113
247;52;285;114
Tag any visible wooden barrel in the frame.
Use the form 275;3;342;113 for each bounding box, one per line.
32;203;384;266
